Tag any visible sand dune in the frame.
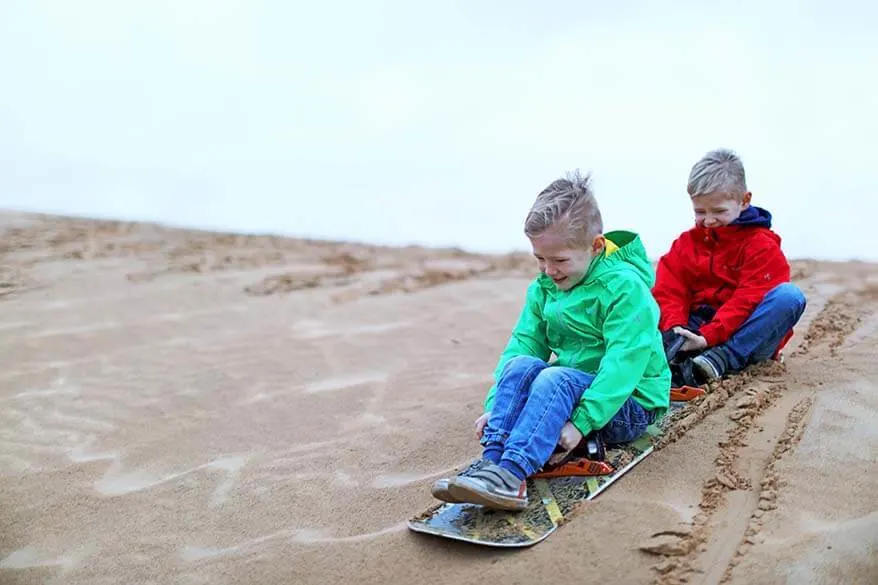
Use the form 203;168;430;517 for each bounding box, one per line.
1;211;876;585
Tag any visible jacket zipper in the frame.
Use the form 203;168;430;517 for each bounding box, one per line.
549;293;571;365
706;230;718;306
556;296;567;337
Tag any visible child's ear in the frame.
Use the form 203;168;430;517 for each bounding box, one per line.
591;234;605;255
741;192;752;208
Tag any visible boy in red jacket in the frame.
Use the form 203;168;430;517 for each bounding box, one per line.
653;148;806;386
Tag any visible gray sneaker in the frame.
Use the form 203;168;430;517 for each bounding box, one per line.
448;462;528;511
431;458;490;503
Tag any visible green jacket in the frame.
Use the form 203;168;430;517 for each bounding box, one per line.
484;230;671;436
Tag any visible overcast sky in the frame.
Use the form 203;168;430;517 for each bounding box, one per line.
1;1;876;260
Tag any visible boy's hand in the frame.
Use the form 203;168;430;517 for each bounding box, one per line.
662;329;686;361
673;326;708;352
558;421;583;451
475;412;490;439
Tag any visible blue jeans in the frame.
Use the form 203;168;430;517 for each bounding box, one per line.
480;355;655;478
689;283;806;371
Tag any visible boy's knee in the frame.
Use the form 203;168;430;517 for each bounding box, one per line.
769;282;807;316
530;367;585;400
527;367;568;397
501;355;546;376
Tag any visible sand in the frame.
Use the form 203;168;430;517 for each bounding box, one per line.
1;211;876;585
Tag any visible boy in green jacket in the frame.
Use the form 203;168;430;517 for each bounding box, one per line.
432;171;671;511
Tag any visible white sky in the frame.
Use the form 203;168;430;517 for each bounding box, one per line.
1;0;876;261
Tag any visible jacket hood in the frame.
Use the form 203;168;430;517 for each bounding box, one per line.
535;230;655;291
730;205;772;228
585;230;655;288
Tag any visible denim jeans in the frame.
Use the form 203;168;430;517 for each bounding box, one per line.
480;355;655;478
689;282;806;371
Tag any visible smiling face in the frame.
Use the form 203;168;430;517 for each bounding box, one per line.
528;226;603;291
691;191;751;228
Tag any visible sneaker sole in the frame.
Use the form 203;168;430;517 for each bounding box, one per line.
431;479;462;504
447;477;528;511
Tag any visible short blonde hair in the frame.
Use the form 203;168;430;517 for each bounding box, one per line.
687;148;748;200
524;169;603;248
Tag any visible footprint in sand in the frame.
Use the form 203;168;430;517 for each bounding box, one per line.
370;471;442;489
94;455;248;507
333;470;359;488
179;523;407;562
304;372;388;394
339;412;387;433
0;545;94;572
291;319;410;340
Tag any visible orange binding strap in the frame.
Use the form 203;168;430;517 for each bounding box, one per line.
671;385;706;402
533;458;615;478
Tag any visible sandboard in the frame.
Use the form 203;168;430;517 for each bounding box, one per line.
407;394;698;548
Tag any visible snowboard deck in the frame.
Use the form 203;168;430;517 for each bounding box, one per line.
407;398;692;547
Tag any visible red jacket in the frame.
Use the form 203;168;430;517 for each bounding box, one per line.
652;206;792;348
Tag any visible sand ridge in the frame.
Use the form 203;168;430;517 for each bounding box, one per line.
1;211;876;585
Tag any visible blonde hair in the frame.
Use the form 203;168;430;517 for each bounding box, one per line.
524;169;603;248
687;148;748;200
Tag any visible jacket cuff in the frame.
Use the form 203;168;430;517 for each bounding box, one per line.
570;410;595;438
660;314;689;332
698;324;725;347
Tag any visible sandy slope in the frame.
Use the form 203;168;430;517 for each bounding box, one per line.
0;211;876;585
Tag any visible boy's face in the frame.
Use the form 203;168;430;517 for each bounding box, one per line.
529;228;604;291
691;191;752;228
